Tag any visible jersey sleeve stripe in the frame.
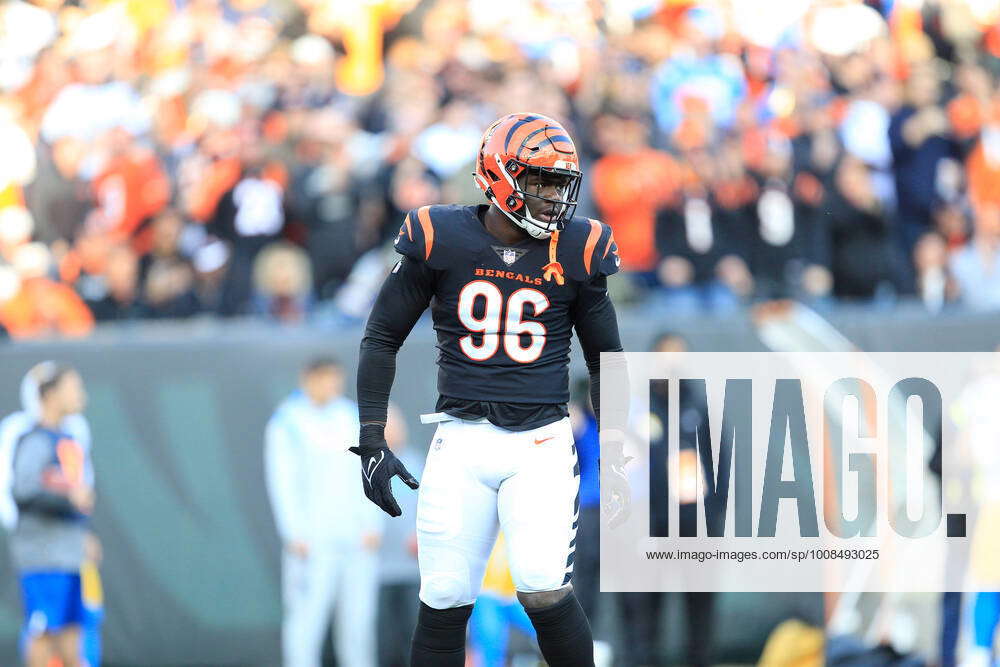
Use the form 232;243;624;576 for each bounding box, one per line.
582;219;603;275
602;230;616;258
404;211;413;241
416;206;435;260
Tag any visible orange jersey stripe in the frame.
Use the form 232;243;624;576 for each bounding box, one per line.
583;219;603;274
404;212;413;241
602;230;616;258
416;206;435;260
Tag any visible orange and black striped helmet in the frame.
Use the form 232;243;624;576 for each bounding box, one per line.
474;113;582;239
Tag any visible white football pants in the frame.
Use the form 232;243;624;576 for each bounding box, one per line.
416;416;580;609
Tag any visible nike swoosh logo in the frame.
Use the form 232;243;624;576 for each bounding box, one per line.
534;437;554;445
363;450;385;486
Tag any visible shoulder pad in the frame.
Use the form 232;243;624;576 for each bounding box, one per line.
555;217;621;282
393;205;472;269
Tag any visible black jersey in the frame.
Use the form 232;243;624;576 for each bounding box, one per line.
357;203;623;432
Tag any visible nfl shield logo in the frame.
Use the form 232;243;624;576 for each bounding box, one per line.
492;245;526;266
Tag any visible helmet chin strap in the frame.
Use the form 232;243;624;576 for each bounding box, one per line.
494;196;556;239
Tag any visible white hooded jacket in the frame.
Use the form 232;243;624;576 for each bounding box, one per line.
265;391;383;548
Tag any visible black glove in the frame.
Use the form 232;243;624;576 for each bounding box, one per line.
600;429;632;529
349;423;419;517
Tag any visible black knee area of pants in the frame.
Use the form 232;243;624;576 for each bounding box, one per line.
524;590;595;667
410;602;473;667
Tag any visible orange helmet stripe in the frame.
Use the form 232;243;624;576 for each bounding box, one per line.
501;114;544;152
583;219;603;274
416;206;435;260
516;127;568;160
506;118;552;156
524;131;573;151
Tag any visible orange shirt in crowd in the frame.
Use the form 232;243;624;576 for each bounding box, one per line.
948;95;1000;141
92;148;170;242
967;140;1000;210
591;149;680;272
0;278;94;339
185;157;242;223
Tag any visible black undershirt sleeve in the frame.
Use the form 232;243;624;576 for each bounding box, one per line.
571;275;625;429
357;257;436;425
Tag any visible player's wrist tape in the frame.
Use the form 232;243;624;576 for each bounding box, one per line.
359;423;386;448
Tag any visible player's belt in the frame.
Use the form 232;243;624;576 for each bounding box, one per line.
420;412;490;425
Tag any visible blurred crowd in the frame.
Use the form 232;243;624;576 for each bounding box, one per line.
1;0;1000;339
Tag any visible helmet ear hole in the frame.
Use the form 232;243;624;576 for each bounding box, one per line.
485;169;499;182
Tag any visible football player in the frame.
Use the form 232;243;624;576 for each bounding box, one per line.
351;112;629;667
